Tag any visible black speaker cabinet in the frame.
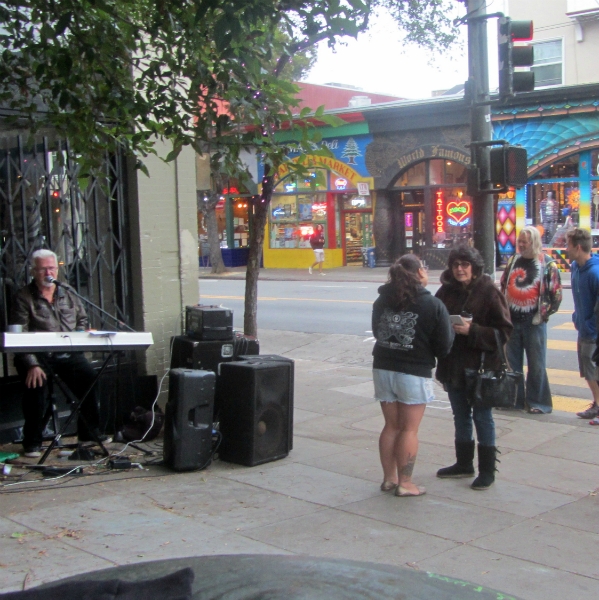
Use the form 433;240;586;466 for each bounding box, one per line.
218;357;293;467
163;369;215;472
170;334;259;373
185;305;233;340
237;355;294;450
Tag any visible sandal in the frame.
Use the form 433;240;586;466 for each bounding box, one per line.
528;408;543;414
380;481;398;492
395;485;426;497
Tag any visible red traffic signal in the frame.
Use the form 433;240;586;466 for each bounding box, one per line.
498;18;535;97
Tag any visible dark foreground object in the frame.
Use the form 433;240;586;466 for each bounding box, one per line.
32;554;522;600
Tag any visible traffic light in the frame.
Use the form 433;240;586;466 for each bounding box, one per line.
490;146;528;189
498;17;535;97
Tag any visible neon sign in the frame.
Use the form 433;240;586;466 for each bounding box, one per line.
300;225;314;236
335;177;348;190
435;191;444;233
446;201;471;227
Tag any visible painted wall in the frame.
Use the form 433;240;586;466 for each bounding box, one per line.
129;142;199;384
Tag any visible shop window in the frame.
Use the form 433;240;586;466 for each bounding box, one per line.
271;195;298;222
530;154;579;179
592;150;599;178
429;159;445;185
445;161;467;184
269;193;327;248
394;162;426;187
432;187;472;248
528;183;579;246
531;39;563;87
232;198;249;248
296;169;327;191
592;182;599;229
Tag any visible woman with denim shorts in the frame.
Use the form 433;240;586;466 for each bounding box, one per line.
372;255;453;497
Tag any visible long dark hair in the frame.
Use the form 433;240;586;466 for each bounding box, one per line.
386;254;423;309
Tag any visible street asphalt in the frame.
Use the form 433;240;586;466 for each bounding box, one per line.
0;265;596;600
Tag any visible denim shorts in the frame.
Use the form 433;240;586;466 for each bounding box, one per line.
373;368;434;405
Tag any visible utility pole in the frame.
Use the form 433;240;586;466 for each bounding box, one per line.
466;0;495;275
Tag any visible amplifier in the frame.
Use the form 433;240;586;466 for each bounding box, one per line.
185;305;233;341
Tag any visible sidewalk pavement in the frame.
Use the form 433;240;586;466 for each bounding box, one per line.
1;329;597;599
200;265;573;287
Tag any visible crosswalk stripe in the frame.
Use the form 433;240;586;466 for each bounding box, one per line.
547;339;577;351
552;322;576;330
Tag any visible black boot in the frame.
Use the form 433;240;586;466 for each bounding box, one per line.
436;440;475;478
471;445;498;490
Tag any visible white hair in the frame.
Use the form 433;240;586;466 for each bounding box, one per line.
519;226;543;256
30;249;58;268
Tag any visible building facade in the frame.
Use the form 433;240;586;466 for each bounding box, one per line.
256;83;599;271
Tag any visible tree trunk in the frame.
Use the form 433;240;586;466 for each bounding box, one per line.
200;192;226;274
243;200;267;337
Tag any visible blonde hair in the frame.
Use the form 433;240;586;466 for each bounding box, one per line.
519;226;542;256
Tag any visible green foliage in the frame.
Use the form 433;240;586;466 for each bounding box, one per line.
0;0;460;180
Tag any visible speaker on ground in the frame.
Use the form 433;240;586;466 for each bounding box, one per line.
163;369;215;471
218;357;293;467
170;335;259;421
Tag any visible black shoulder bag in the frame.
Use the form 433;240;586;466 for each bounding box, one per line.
464;329;523;409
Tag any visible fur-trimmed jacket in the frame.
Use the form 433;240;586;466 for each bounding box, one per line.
435;272;513;389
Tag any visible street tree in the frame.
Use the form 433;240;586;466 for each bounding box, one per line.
0;0;463;337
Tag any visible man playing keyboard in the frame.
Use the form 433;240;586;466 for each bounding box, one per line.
9;249;107;457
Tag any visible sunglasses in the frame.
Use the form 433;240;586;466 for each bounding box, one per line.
451;260;472;270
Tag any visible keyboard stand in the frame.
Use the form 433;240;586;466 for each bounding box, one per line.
38;353;114;465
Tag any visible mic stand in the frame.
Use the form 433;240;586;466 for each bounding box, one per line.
54;281;136;332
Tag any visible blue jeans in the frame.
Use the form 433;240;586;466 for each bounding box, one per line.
447;386;496;447
506;318;552;413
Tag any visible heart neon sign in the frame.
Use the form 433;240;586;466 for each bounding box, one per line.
446;201;471;224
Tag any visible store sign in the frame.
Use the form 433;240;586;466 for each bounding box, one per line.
446;201;471;227
335;177;348;190
222;187;239;194
357;182;370;196
272;206;286;218
435;191;445;233
351;197;367;208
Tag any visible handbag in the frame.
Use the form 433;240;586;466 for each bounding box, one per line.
464;329;523;409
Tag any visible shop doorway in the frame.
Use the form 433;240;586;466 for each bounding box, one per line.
399;209;426;255
343;212;373;264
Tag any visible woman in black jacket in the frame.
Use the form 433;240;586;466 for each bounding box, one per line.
372;254;453;497
435;246;513;490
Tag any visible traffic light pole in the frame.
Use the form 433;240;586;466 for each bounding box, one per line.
466;0;495;275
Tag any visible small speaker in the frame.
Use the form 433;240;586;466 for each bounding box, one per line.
218;357;293;467
185;305;233;340
163;369;215;471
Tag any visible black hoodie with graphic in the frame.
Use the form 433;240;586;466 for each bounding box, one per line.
372;284;454;378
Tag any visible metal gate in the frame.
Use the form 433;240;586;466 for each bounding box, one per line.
0;133;133;377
